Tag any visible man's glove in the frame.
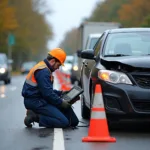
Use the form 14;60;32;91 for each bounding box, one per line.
61;90;69;96
61;100;71;109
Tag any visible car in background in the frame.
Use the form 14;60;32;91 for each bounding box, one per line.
70;53;79;84
60;55;74;75
70;33;102;85
0;53;11;84
21;61;36;74
80;28;150;121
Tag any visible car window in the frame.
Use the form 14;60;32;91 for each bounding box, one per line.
93;34;104;56
85;37;100;49
89;38;100;49
103;32;150;56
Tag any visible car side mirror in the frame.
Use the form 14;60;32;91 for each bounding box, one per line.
77;50;82;57
81;49;95;60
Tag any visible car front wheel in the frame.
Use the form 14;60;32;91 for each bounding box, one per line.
4;78;11;84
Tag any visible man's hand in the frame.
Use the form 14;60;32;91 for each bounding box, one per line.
61;100;71;109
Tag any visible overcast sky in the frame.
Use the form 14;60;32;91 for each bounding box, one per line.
46;0;100;49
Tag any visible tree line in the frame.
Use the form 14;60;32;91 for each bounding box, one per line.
60;0;150;54
0;0;52;70
1;0;150;69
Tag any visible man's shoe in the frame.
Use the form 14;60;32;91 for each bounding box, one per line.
24;116;33;127
26;110;39;122
24;110;39;127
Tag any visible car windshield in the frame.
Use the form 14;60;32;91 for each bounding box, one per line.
65;56;73;64
22;61;36;69
0;55;6;64
103;32;150;57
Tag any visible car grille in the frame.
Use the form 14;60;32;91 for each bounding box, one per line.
131;99;150;112
132;75;150;89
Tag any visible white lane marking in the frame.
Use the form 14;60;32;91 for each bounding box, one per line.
53;74;65;150
53;128;65;150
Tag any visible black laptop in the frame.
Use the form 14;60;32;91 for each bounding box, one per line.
61;85;84;104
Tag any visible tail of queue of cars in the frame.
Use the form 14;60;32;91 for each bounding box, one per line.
70;34;102;85
0;53;12;84
21;61;37;74
80;28;150;122
60;55;74;76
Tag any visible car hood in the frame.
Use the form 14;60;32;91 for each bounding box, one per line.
101;56;150;71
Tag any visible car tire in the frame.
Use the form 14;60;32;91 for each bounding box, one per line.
4;78;11;84
70;77;75;85
81;94;90;119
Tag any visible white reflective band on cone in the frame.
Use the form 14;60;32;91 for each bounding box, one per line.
92;93;104;108
91;111;106;119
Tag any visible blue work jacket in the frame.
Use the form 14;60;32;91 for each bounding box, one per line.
22;59;62;106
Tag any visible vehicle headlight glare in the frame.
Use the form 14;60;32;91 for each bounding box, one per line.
73;65;78;71
0;68;6;73
99;72;109;80
98;70;132;85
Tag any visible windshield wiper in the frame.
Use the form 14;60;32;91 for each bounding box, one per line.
104;54;130;57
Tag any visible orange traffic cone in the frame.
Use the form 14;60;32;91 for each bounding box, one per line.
60;82;67;90
82;84;116;142
60;73;72;91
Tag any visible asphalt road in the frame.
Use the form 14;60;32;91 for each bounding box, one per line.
0;74;150;150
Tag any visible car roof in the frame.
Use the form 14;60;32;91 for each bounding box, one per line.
88;33;102;38
0;53;6;56
107;28;150;33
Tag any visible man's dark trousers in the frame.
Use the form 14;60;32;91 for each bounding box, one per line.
24;98;79;128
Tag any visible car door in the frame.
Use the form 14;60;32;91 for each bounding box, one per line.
81;34;105;105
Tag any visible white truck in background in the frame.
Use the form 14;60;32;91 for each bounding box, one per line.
70;22;121;85
78;22;121;51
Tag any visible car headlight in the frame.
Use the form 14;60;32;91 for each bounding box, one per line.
73;65;78;71
0;68;6;74
98;70;132;85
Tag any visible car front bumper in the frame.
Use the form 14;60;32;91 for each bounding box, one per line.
100;81;150;118
0;72;8;81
